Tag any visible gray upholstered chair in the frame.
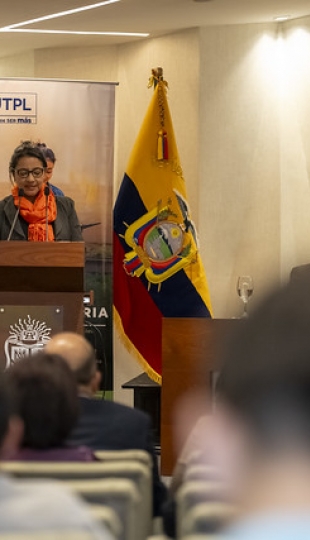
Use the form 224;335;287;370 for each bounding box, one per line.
0;460;152;540
176;480;231;539
94;449;152;468
65;478;139;540
180;501;236;537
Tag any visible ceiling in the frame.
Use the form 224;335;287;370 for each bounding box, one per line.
0;0;310;59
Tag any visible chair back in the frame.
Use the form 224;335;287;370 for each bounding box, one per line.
89;504;122;539
181;501;237;537
176;480;230;539
94;449;152;468
0;532;98;540
183;464;222;484
0;460;152;540
180;536;227;540
65;478;139;540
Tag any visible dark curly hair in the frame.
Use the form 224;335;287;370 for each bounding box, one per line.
36;142;56;164
6;352;79;449
9;140;47;175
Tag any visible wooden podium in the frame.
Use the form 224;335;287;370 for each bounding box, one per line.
161;317;239;475
0;242;85;367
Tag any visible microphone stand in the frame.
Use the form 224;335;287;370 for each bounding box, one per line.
7;188;24;241
44;185;50;242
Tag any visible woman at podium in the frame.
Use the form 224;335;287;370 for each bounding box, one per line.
0;140;83;241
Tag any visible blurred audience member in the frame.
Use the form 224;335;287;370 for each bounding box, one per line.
207;279;310;538
6;352;95;461
169;413;213;496
162;383;222;538
0;363;112;537
45;331;168;517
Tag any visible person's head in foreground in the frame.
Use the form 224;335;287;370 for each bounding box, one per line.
209;279;310;536
0;358;112;537
44;331;101;395
6;352;79;450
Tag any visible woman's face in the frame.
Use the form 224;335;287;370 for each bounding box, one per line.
13;155;47;201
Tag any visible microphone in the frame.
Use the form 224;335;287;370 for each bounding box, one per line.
81;222;101;231
44;185;50;242
7;188;24;241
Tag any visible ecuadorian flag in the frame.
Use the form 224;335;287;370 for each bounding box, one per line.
113;69;212;384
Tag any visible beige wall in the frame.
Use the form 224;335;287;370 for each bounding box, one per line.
199;23;281;318
1;19;310;404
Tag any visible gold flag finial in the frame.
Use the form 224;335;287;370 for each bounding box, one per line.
147;67;167;90
147;68;169;161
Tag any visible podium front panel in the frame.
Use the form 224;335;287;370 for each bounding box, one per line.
0;292;84;337
0;242;85;367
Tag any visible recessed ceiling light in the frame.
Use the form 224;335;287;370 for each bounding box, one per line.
274;15;290;22
0;0;120;31
5;29;149;37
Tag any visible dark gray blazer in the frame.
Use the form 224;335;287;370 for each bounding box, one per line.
67;396;168;517
0;195;83;241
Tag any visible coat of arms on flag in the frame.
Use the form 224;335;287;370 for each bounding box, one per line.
113;68;212;384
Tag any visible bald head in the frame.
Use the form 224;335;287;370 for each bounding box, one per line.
45;332;97;386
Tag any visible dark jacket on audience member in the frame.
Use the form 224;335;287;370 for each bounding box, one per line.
66;396;167;516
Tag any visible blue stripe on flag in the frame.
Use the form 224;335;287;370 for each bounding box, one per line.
114;174;211;318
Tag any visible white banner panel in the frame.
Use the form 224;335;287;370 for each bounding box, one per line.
0;78;116;392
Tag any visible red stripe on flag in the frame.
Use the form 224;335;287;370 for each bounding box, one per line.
113;232;162;377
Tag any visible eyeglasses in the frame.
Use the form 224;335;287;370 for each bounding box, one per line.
15;168;45;179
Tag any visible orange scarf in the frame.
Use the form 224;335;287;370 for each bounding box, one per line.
12;185;57;242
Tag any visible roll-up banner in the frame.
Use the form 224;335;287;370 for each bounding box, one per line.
0;78;116;394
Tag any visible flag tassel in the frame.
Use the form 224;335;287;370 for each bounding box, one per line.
157;129;168;161
157;130;164;160
163;130;168;159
